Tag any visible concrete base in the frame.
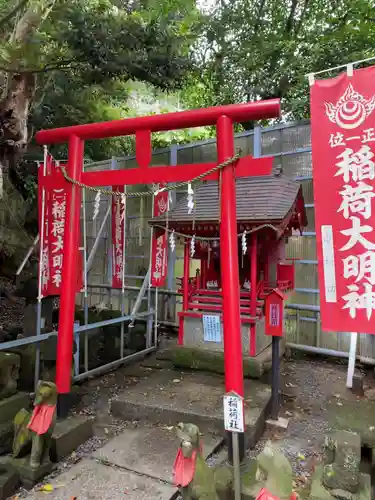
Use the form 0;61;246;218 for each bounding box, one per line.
0;463;19;500
93;425;219;484
183;314;271;357
51;415;94;462
266;417;289;430
160;343;285;379
309;465;371;500
7;457;53;489
111;368;271;447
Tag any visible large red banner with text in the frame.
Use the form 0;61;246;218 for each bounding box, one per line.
311;65;375;333
112;187;125;288
151;184;168;287
38;156;83;296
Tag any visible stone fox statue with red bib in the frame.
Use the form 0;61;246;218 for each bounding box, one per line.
12;381;57;469
173;423;232;500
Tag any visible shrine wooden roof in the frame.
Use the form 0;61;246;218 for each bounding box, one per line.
149;174;306;227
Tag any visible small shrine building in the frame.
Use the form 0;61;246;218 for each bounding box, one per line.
149;171;307;360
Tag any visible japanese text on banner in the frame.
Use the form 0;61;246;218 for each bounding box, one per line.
38;157;83;296
311;66;375;333
151;183;169;287
111;187;125;289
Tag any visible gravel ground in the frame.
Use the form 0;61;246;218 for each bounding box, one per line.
247;355;375;490
206;355;375;492
10;351;375;498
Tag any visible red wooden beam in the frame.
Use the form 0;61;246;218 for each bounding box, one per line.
178;311;257;324
40;156;273;190
36;100;280;144
188;302;260;316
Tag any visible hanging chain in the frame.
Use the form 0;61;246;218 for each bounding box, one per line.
59;153;241;199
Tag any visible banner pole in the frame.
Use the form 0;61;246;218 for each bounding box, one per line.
346;332;358;388
34;146;48;391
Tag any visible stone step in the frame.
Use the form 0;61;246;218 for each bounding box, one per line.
51;415;94;462
22;458;175;500
111;368;271;447
93;424;220;485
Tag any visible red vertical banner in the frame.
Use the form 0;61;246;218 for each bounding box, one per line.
311;65;375;333
112;187;125;288
151;183;168;287
38;157;83;296
49;185;67;293
38;156;52;296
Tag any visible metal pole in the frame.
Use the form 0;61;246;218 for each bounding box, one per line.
120;185;127;358
154;287;158;346
82;180;89;373
16;234;39;276
147;191;155;348
271;335;280;420
86;204;111;272
232;433;242;500
250;232;257;356
346;332;358;388
34;146;48;391
56;135;83;396
167;144;177;320
183;241;190;311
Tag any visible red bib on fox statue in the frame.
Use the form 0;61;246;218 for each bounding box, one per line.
28;404;56;435
173;447;200;487
256;488;297;500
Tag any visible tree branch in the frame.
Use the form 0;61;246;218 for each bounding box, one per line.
254;0;266;36
295;0;310;34
0;0;29;32
285;0;298;34
0;59;78;74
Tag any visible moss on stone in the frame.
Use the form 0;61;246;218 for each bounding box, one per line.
309;465;371;500
325;399;375;448
168;346;268;379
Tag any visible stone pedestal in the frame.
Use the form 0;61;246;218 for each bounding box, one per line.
322;431;361;493
51;416;93;462
9;457;53;489
0;463;19;500
241;442;293;500
309;431;371;500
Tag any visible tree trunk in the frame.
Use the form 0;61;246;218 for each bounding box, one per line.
0;0;56;192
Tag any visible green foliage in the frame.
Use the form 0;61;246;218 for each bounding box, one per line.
0;0;202;162
184;0;375;122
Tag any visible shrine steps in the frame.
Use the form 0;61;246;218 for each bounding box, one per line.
111;361;272;449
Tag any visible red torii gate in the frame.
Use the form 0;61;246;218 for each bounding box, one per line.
36;100;280;404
